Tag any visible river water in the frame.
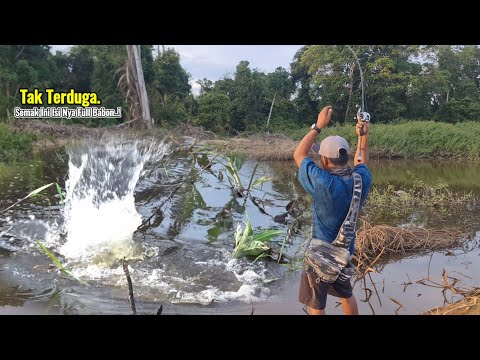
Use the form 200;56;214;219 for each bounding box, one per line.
0;138;479;315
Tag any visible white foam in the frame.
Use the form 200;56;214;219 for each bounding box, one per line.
59;195;142;258
59;139;168;259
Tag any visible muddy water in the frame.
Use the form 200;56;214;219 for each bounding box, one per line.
1;144;479;315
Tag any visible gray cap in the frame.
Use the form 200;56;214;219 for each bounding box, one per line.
312;135;349;158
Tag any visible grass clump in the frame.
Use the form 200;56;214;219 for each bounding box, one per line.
285;121;480;159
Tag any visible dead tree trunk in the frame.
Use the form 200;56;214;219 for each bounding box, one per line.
124;45;152;129
266;91;276;130
132;45;152;129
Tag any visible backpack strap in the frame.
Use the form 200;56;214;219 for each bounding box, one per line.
331;172;363;249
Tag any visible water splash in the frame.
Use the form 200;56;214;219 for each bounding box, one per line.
59;138;168;260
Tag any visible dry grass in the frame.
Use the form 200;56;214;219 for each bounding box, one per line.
171;124;217;140
205;133;298;161
354;220;465;271
423;291;480;315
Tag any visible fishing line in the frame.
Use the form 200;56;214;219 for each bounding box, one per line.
345;45;371;162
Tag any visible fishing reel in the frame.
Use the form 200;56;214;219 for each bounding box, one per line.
356;109;370;140
356;110;371;123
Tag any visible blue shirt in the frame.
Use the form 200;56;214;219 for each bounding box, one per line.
298;157;372;255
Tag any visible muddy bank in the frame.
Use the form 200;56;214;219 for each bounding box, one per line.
206;133;298;161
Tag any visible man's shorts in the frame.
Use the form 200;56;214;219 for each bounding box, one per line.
298;265;354;311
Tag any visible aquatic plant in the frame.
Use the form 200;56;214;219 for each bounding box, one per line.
232;215;283;261
220;153;273;196
35;241;89;286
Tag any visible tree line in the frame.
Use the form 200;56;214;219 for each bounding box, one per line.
1;45;479;132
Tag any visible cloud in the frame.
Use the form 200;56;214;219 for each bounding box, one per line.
170;45;303;81
190;81;202;96
50;45;71;53
48;45;304;94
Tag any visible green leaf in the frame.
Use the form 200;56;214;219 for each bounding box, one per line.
192;184;206;208
27;183;55;198
35;241;89;286
234;223;243;247
250;229;284;242
226;175;234;188
244;216;253;237
0;182;55;214
224;165;236;179
197;154;210;168
253;253;271;263
252;176;274;188
243;240;267;252
55;183;64;202
232;214;283;260
36;240;65;270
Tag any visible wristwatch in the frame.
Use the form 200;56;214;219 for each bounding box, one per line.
311;123;321;133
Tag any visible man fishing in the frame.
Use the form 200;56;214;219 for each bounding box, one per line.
293;106;372;315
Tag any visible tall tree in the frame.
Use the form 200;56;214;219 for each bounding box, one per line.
151;48;191;125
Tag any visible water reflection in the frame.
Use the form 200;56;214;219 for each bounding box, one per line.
1;145;480;314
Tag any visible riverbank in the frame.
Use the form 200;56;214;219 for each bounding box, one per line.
208;121;480;161
4;119;480;162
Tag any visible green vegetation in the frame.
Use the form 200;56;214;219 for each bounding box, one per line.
364;172;478;225
2;45;480;129
232;215;283;261
1;45;480;158
219;154;273;195
0;124;36;162
286;121;480;158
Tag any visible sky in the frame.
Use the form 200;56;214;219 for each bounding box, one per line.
50;45;303;95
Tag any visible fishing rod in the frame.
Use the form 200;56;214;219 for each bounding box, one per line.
345;45;370;162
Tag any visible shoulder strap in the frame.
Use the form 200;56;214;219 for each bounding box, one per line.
331;172;363;249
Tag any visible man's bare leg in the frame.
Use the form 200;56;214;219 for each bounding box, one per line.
307;306;326;315
341;295;358;315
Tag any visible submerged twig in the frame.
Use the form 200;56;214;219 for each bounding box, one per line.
427;252;434;279
388;297;405;315
362;277;375;314
123;258;137;315
402;273;413;293
368;272;382;306
249;196;272;217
